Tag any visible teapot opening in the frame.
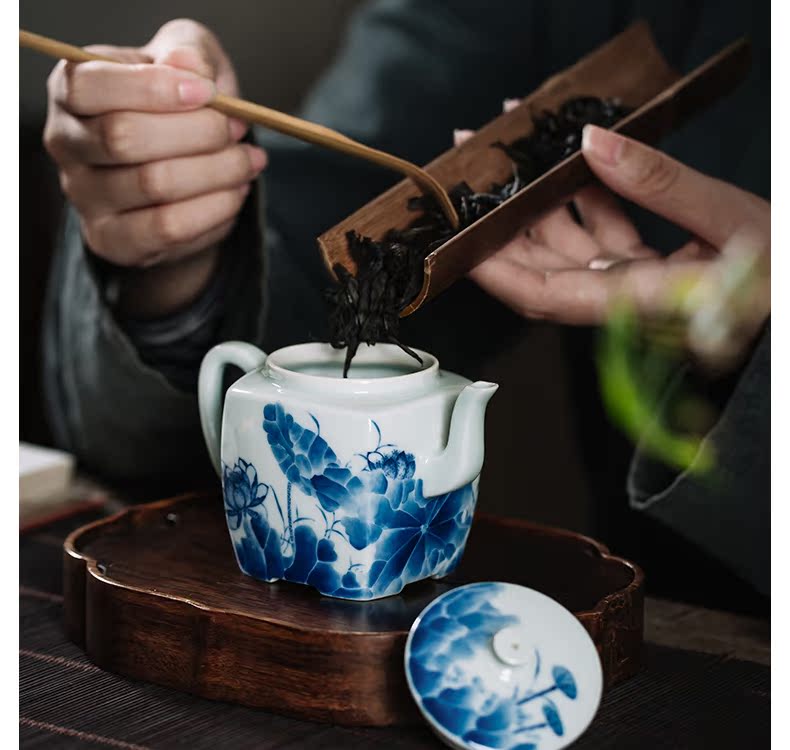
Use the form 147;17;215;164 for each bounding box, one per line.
292;361;418;379
267;343;438;382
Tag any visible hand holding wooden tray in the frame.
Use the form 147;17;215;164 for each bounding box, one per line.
318;22;752;316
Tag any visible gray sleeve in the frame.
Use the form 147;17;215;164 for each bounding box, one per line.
42;178;266;488
627;324;770;595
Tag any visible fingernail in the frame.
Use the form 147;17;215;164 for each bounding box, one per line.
453;129;474;146
229;118;247;141
245;144;268;172
582;125;625;166
177;77;215;106
502;98;521;113
588;256;619;270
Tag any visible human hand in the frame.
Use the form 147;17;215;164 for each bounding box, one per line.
462;121;770;362
43;19;267;317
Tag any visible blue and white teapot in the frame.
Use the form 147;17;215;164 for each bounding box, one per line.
198;341;497;600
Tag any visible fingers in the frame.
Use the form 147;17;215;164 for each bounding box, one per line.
144;18;218;70
470;250;716;325
63;143;266;215
469;252;611;322
155;45;216;79
529;206;601;265
81;184;251;266
144;18;239;97
466;121;770;328
483;232;579;272
50;60;215;117
666;239;719;264
41;20;255;295
572;185;653;258
82;45;152;64
581;125;770;248
49;107;245;166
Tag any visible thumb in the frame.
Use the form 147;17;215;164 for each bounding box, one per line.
581;125;767;249
143;19;236;92
155;45;216;80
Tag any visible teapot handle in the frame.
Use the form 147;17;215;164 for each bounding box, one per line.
198;341;268;477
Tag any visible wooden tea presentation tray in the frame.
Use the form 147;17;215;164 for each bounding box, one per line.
318;21;751;315
63;492;644;727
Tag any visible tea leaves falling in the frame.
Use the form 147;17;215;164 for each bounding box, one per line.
325;96;630;377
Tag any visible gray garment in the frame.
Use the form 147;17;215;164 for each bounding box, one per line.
628;324;770;596
42;0;769;585
43;206;200;484
43;186;265;489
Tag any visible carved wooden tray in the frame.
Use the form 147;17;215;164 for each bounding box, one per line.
63;492;643;727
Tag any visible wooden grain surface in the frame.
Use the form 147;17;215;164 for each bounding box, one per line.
63;492;644;727
318;23;751;316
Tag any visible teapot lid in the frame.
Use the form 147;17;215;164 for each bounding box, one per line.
404;582;603;750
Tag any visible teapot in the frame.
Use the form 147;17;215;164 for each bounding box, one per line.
198;341;498;600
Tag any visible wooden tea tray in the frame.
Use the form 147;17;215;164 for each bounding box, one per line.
63;492;644;727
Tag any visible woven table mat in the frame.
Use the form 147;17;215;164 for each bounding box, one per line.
20;511;769;749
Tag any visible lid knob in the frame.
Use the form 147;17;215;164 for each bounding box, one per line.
492;625;535;668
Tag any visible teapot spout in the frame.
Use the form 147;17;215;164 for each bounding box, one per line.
420;381;498;497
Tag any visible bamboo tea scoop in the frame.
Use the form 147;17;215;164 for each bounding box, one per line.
19;29;460;229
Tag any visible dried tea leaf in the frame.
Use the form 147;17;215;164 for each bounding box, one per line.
325;97;630;376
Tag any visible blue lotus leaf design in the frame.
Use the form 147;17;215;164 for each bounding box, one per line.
263;403;343;510
223;458;270;531
309;465;356;513
233;513;346;593
226;404;479;600
459;690;540;749
337;470;406;551
365;481;475;597
281;523;345;593
477;699;518;732
410;584;519;688
462;727;512;749
408;583;579;749
233;506;286;581
236;480;474;600
541;700;564;736
552;666;577;699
